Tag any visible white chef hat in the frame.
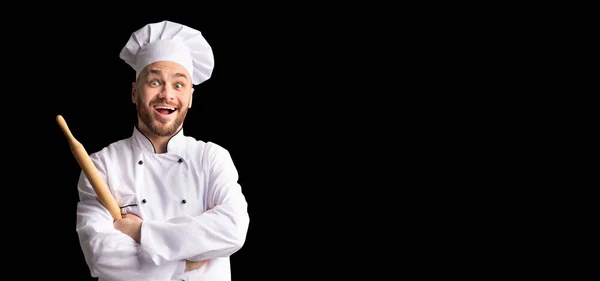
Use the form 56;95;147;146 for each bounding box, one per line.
119;20;214;85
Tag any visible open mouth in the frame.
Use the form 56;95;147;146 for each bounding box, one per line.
154;105;177;115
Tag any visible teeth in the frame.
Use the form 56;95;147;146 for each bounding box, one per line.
155;106;175;110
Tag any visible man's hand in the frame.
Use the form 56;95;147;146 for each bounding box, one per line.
185;260;208;272
114;213;143;243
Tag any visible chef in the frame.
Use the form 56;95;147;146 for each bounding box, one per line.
75;20;250;281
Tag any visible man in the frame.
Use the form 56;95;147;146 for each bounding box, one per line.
75;20;250;281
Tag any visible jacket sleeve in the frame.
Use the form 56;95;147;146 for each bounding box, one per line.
140;143;250;266
76;153;186;281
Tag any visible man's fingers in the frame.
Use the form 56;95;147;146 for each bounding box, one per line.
185;259;209;272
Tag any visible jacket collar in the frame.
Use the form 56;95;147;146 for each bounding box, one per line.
131;125;185;154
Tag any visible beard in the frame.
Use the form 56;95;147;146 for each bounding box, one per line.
137;96;188;137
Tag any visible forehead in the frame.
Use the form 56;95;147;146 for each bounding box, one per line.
142;61;190;79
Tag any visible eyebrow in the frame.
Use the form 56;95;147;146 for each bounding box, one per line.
147;69;189;81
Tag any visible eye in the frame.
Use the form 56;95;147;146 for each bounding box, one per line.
150;80;160;86
175;83;183;89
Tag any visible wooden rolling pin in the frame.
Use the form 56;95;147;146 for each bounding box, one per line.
56;115;121;221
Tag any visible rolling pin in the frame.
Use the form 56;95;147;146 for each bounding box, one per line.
56;115;121;221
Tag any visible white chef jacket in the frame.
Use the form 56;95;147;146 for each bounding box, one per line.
75;126;250;281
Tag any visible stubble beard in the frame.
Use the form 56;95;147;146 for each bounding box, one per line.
137;96;188;137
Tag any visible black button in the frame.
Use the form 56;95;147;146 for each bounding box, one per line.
142;199;147;203
181;199;187;204
178;158;183;163
138;160;143;165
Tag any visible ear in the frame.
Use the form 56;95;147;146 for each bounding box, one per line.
189;88;195;108
131;82;137;104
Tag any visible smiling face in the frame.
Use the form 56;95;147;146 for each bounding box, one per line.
132;61;194;137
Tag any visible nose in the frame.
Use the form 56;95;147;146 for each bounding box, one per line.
158;85;175;100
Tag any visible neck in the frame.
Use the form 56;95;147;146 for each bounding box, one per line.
136;123;179;154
